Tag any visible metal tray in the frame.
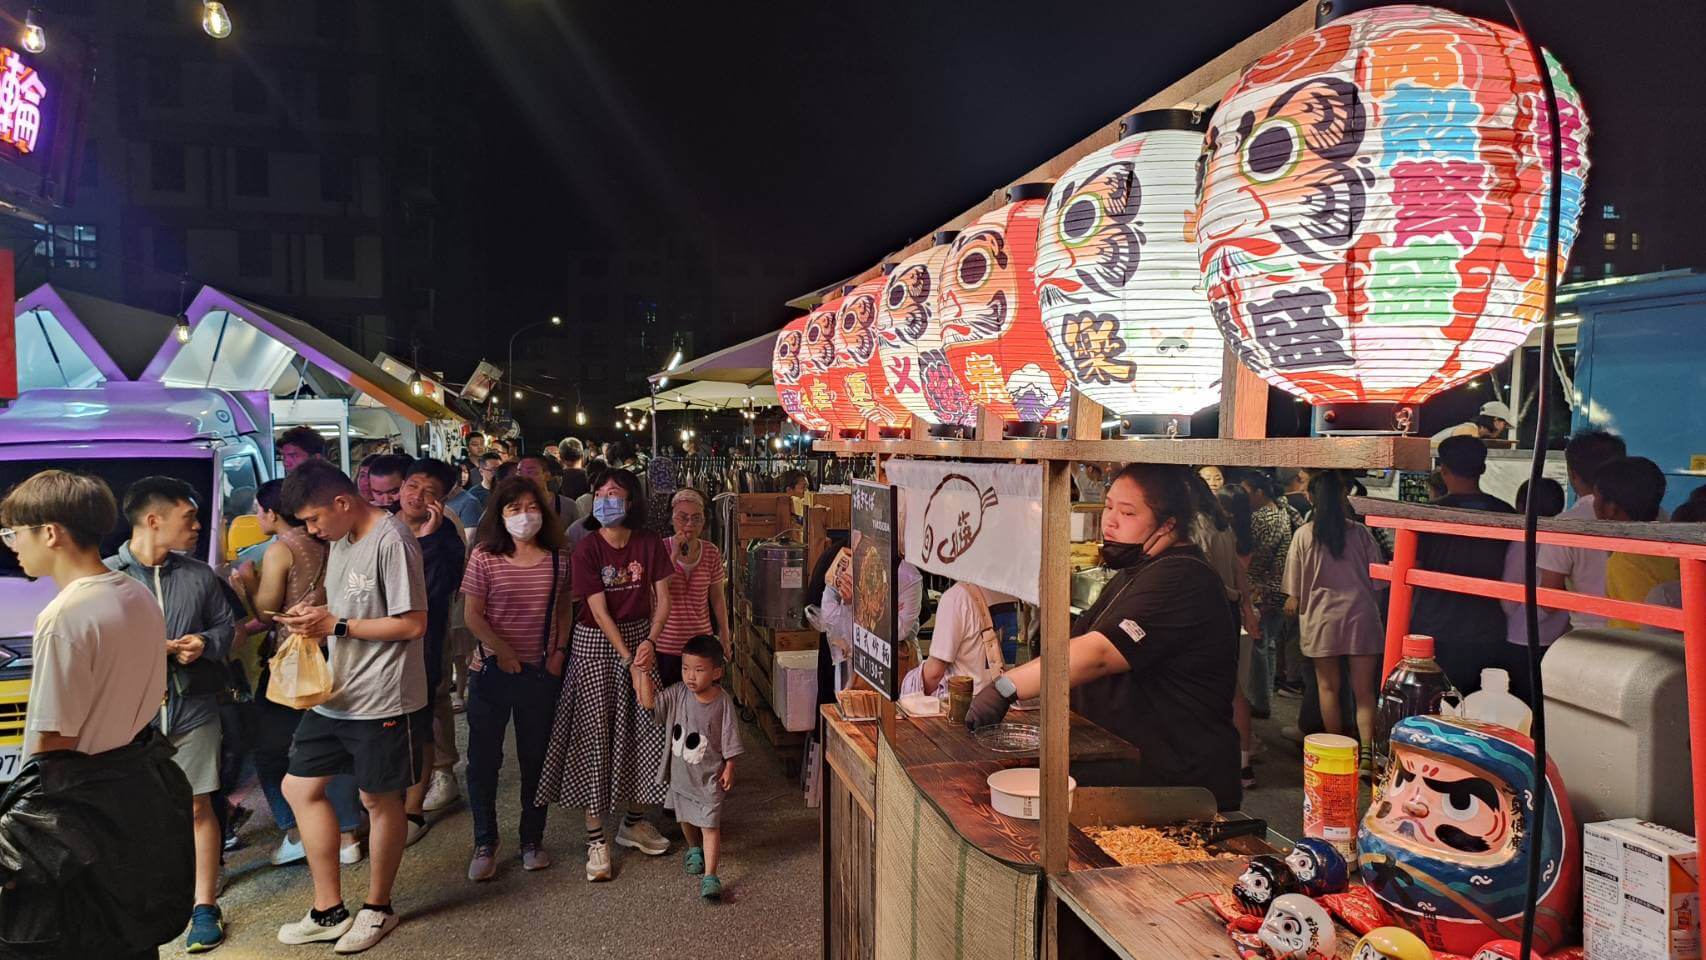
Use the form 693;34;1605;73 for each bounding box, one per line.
973;722;1042;754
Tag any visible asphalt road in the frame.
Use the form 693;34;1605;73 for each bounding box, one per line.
165;716;823;959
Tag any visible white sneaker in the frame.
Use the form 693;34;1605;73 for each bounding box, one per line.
586;840;612;881
340;840;365;865
405;817;430;848
278;909;354;945
422;769;460;812
615;818;669;856
272;835;307;866
333;908;399;954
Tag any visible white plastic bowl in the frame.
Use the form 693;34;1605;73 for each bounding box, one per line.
986;767;1077;820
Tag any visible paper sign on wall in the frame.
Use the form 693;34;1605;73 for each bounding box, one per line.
884;460;1042;605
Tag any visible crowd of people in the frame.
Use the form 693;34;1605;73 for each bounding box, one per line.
0;426;740;957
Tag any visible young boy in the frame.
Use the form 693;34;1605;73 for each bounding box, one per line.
631;634;743;900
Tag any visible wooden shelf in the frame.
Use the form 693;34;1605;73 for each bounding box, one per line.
815;435;1432;471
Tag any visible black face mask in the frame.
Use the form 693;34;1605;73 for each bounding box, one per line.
1099;539;1146;570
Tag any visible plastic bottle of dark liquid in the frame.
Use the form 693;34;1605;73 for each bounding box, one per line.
1373;634;1463;776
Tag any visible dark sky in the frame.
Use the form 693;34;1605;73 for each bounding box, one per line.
435;0;1706;366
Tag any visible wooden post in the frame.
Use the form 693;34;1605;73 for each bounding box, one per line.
1381;528;1419;677
1038;459;1073;875
1068;393;1104;442
911;414;931;439
976;406;1003;441
1219;346;1269;440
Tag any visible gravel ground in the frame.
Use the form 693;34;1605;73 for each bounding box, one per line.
164;715;822;959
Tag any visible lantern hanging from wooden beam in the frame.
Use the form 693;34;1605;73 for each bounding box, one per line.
832;270;911;433
1036;110;1223;436
1196;1;1589;431
773;314;829;433
876;231;975;430
794;295;867;436
937;183;1071;435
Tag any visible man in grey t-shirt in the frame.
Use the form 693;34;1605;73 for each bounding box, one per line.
274;462;427;953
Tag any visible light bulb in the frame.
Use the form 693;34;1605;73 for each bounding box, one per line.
20;11;44;54
174;318;192;343
679;429;689;442
409;378;424;397
549;315;562;326
667;350;683;371
771;437;783;450
551;404;561;414
201;1;232;39
575;410;586;426
513;390;523;400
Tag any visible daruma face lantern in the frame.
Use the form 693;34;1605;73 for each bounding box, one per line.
937;183;1071;436
1359;715;1579;956
774;315;829;432
793;297;860;435
1036;110;1223;436
832;271;910;432
1196;1;1589;431
877;231;976;431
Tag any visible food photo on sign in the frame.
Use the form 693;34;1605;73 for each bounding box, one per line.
849;479;900;699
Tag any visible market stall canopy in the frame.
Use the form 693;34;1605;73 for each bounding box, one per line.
145;286;457;426
618;381;779;411
13;284;180;391
648;330;778;386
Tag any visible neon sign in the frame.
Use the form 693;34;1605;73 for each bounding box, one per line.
0;48;46;155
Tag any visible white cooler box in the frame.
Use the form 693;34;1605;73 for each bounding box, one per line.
771;650;819;732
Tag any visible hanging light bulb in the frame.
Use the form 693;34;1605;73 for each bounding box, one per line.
575;410;587;426
174;315;193;344
409;374;424;397
551;403;561;414
550;314;562;326
201;1;233;39
20;8;44;54
771;436;783;451
513;390;523;400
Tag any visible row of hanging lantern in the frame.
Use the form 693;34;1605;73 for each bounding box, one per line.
774;0;1589;439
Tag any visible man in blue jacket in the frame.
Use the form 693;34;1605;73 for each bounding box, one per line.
107;476;238;954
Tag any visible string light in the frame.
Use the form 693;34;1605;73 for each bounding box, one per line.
174;315;193;344
409;373;425;397
201;1;233;39
550;403;560;414
20;7;44;53
575;410;587;426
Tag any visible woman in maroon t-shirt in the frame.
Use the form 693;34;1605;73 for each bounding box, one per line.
536;468;674;881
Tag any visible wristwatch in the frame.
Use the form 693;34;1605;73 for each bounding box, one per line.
333;618;350;639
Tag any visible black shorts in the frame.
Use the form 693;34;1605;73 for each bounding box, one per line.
287;708;430;795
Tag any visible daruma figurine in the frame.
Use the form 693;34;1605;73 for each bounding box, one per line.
1471;940;1538;960
1285;837;1349;897
1351;926;1434;960
1258;894;1336;960
1359;716;1580;955
1235;854;1300;915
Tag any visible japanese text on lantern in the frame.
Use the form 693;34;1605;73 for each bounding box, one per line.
0;50;46;155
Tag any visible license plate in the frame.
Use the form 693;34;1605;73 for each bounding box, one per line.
0;746;22;783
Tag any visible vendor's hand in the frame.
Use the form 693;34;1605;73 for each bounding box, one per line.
1282;596;1298;618
834;560;853;604
718;762;735;792
633;640;656;672
965;683;1016;731
168;634;206;665
277;603;335;639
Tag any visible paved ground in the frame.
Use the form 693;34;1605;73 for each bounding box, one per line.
167;718;822;959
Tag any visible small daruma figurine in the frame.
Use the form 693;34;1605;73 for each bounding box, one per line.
1359;716;1580;956
1258;894;1336;959
1351;926;1433;960
1235;854;1300;915
1285;838;1349;897
1471;940;1538;960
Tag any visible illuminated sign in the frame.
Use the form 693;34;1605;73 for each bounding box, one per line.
0;48;45;155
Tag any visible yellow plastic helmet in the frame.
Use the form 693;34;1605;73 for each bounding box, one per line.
1351;927;1433;960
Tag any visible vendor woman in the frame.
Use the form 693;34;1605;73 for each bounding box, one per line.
966;462;1242;810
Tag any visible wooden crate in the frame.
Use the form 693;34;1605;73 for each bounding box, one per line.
751;623;819;653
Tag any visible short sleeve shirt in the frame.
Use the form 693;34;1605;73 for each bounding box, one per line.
461;547;567;667
25;571;168;756
657;538;726;655
925;583;1015;693
1411;492;1515;645
651;683;743;803
572;529;673;626
317;513;429;720
1536;496;1609;630
1069;546;1242;811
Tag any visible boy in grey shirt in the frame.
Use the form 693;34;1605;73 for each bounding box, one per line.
275;461;427;953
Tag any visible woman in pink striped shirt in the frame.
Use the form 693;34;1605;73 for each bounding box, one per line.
657;489;731;687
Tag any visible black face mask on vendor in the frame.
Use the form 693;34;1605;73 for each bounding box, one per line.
1099;518;1176;570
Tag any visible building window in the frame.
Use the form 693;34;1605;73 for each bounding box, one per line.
78;139;97;187
1602;203;1619;221
147;58;182;108
234;147;269;197
150;142;186;191
317;72;350;121
237;231;270;277
322;234;355;281
1570;263;1584;280
32;223;98;269
1631;232;1642;251
1602;262;1616;278
1602;231;1617;252
233;66;268;114
315;0;346;39
320;154;353;202
154;227;187;273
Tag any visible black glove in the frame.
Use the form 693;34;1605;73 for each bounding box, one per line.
965;682;1016;731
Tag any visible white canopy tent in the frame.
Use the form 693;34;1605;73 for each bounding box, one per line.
618;381;778;412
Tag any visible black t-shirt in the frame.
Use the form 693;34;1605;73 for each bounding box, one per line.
1068;544;1242;810
561;467;591;501
1285;491;1313;521
1410;492;1515;647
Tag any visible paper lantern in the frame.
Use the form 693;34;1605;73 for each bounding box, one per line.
793;295;868;436
1196;1;1589;429
773;315;829;432
1035;110;1222;435
936;183;1071;435
876;231;976;429
831;271;911;431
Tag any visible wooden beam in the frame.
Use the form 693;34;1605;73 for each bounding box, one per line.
814;436;1433;471
1068;394;1105;442
1219;346;1271;440
975;406;1004;442
1038;459;1074;876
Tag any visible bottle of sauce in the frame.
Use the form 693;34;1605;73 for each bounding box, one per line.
1373;634;1463;776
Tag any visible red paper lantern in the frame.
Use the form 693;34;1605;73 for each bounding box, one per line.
773;314;829;432
876;231;974;428
832;272;910;431
793;296;867;436
936;183;1071;433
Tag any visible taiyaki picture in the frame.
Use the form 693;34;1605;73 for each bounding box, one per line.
919;473;999;565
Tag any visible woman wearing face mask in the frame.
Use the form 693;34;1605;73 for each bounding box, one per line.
656;488;731;687
459;478;571;880
536;468;675;882
964;463;1242;810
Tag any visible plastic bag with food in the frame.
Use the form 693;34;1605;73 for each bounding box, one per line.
265;633;334;710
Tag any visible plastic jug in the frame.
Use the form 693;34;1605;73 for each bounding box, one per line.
1461;668;1533;734
1373;634;1463;776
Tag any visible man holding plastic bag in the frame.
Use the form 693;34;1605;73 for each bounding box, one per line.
274;462;428;954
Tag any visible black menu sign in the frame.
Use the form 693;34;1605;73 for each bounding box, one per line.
850;479;899;700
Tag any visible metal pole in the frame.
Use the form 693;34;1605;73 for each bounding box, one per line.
649;382;659;460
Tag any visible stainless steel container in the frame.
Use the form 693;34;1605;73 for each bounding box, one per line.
747;535;807;629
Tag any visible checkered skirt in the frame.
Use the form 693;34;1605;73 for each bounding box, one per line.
535;618;667;814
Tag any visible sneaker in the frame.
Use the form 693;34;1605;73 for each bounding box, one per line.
405;817;430;848
278;909;354;945
222;805;253;853
586;840;612;882
422;769;460;812
684;846;705;876
1281;724;1306;746
1275;680;1305;699
340;840;365;865
521;843;552;871
616;818;670;856
272;835;307;866
333;908;399;954
468;844;498;882
185;904;224;953
701;873;723;901
1240;765;1257;789
1360;745;1377;779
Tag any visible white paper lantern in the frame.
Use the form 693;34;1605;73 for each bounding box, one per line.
875;231;975;429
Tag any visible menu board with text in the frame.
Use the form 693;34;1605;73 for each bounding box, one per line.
850;479;899;700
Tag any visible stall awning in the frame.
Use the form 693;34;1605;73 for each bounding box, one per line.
13;284;180;391
618;382;779;411
648;330;778;386
145;287;457;426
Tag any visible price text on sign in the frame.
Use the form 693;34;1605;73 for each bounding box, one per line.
850;479;900;700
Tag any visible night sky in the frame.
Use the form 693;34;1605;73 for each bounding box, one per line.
433;0;1706;406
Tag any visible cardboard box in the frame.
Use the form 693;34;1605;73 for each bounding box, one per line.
1584;819;1701;960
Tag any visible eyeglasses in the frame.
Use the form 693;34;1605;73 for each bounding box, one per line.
672;512;705;524
0;524;47;548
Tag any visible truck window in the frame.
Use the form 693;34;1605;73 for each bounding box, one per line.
222;454;260;525
0;456;216;575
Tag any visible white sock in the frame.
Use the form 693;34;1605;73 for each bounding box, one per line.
1240;751;1251;766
